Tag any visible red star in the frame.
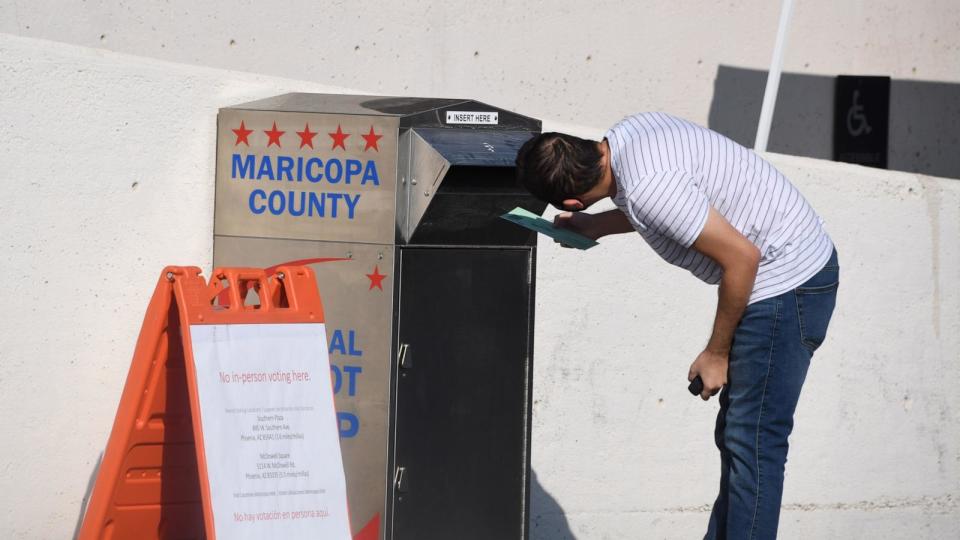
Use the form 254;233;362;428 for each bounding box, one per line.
264;122;285;148
232;121;253;146
329;125;350;150
365;266;387;291
296;123;318;149
361;126;383;151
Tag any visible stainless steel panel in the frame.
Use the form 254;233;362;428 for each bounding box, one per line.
229;93;467;117
215;110;399;244
213;235;394;538
412;128;535;166
400;130;449;242
395;130;412;244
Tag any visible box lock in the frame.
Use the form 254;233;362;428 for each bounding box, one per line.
395;466;409;493
398;343;412;369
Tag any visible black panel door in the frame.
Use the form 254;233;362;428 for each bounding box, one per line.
392;247;533;540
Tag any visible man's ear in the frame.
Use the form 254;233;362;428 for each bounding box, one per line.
561;198;585;212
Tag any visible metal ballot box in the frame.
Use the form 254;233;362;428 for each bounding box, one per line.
213;94;545;540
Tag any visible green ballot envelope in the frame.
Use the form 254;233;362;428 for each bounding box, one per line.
500;207;599;250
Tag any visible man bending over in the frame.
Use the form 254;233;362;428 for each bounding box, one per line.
515;112;839;539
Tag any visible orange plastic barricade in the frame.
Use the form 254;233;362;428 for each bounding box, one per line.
78;266;350;540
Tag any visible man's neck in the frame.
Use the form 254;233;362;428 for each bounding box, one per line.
599;139;618;198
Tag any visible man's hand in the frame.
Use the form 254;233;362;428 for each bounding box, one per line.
553;211;603;241
688;350;728;401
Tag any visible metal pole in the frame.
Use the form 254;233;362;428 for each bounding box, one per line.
754;0;795;152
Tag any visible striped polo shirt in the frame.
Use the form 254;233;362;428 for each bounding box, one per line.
606;112;834;304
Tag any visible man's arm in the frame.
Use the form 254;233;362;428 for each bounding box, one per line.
553;209;634;239
688;206;761;400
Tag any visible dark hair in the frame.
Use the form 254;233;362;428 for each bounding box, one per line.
515;132;604;208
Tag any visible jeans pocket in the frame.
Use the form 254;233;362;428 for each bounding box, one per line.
795;281;839;352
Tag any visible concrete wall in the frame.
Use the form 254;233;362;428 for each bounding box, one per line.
1;0;958;144
708;67;960;179
1;2;958;537
531;150;960;538
0;34;361;539
5;0;958;179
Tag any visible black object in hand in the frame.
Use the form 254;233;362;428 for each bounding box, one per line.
688;375;704;396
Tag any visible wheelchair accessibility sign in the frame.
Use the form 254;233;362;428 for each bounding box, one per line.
846;90;872;137
833;75;890;169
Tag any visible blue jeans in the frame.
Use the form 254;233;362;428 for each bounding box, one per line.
705;249;839;540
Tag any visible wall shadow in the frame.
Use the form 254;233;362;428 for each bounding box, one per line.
529;469;577;540
707;65;960;179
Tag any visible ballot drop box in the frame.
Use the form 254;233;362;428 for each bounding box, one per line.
213;94;546;540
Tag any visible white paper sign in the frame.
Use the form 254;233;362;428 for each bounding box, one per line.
189;323;351;540
445;110;499;125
